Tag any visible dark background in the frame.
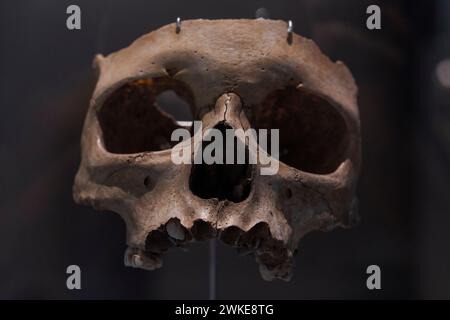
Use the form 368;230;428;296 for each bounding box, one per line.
1;0;450;299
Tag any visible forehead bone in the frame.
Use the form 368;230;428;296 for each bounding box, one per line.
93;19;357;118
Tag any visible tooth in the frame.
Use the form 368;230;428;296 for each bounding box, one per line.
124;247;136;267
124;247;145;268
132;254;143;267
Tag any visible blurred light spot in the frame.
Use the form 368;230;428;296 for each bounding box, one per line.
176;121;193;127
255;8;270;19
436;59;450;88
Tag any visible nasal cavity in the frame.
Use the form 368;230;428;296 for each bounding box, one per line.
189;123;252;203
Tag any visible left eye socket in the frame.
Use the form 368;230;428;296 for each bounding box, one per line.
250;86;350;174
97;77;194;154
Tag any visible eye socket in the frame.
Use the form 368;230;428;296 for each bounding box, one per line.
97;77;194;154
155;90;193;122
252;86;349;174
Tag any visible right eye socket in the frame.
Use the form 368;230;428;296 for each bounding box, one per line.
97;77;194;154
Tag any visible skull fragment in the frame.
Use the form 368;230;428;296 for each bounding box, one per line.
73;19;361;281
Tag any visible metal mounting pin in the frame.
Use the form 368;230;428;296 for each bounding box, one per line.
287;20;293;34
176;17;181;33
287;20;293;44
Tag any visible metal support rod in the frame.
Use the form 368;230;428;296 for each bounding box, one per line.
209;239;217;300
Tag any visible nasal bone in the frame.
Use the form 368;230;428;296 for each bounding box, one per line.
214;93;243;123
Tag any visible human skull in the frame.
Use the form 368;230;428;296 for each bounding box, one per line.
73;19;360;281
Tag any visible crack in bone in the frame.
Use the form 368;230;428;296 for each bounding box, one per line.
223;93;231;121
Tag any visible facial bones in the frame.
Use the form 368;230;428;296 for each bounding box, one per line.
73;19;360;281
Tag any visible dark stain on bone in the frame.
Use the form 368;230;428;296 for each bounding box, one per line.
251;86;349;174
98;77;194;154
